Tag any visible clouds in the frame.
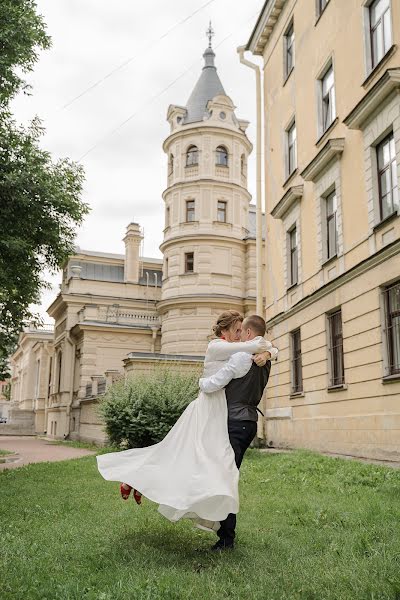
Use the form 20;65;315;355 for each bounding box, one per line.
12;0;263;319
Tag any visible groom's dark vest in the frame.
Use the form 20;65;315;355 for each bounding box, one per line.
224;362;271;422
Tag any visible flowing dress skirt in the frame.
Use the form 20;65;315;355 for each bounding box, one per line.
97;387;239;525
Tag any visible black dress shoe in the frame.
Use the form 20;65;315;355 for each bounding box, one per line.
211;540;234;551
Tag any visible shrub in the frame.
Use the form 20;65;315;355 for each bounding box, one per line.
98;368;201;448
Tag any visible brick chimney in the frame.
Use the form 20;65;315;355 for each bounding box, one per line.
123;222;143;284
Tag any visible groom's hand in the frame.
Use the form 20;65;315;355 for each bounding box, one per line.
253;351;271;367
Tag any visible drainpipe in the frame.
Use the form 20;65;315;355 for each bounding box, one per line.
237;46;263;317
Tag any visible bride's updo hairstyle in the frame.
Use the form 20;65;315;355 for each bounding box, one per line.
212;310;243;338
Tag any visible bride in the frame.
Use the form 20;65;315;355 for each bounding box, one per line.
97;310;272;531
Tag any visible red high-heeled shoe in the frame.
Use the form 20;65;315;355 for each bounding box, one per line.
133;489;142;505
120;483;132;500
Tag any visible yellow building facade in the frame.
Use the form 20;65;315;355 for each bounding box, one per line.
246;0;400;460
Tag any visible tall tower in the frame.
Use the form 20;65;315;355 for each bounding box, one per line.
159;30;254;355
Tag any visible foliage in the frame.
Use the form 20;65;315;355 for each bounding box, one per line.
0;0;51;105
98;369;201;448
0;0;89;378
1;450;400;599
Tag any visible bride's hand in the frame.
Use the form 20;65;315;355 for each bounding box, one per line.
253;351;271;366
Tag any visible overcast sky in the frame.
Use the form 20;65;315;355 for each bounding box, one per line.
12;0;264;320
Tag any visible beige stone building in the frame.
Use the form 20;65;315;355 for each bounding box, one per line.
8;40;261;443
246;0;400;460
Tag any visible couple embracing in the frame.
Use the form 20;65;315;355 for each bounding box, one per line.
97;310;278;551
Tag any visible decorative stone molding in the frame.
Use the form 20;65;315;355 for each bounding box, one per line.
246;0;288;55
271;185;304;220
344;68;400;130
301;138;345;182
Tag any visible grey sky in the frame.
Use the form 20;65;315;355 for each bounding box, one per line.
12;0;264;319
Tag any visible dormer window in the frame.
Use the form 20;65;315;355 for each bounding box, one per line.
216;146;228;166
186;145;199;166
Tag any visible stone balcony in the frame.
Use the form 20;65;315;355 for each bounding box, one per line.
77;304;160;328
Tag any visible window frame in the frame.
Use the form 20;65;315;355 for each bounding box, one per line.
186;145;199;167
216;145;229;167
326;190;338;260
284;21;295;80
369;0;392;69
290;328;303;394
383;280;400;376
184;252;194;273
185;199;196;222
327;309;345;387
289;226;298;287
320;64;336;134
376;132;398;221
217;200;227;223
286;120;297;177
317;0;330;18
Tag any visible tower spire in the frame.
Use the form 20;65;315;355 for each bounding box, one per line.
206;21;214;49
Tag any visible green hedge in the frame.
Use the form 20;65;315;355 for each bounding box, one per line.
98;368;201;448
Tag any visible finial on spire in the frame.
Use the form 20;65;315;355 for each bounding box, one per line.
206;21;214;49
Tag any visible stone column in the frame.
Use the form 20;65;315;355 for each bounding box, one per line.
123;223;143;284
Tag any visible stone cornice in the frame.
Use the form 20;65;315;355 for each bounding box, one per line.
271;185;304;220
163;124;253;153
157;294;245;313
301;138;345;182
162;179;252;199
344;68;400;129
246;0;288;55
266;239;400;329
160;232;247;252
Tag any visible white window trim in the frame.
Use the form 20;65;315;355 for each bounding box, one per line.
316;58;336;140
283;20;295;81
362;0;393;76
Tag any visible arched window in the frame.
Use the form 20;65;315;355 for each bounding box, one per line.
186;145;199;166
216;146;228;166
168;154;174;176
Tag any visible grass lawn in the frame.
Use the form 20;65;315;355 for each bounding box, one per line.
0;448;13;456
1;449;400;600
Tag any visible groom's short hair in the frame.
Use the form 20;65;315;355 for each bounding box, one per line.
243;315;266;336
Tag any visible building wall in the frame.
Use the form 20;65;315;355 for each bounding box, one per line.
252;0;400;459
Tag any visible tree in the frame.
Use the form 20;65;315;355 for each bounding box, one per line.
0;1;89;378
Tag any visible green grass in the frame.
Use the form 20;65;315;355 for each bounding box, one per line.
46;439;117;454
0;448;13;456
1;450;400;600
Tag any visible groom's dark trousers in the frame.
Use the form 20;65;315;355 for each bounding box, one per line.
217;361;271;546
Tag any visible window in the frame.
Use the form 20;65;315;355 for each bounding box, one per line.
165;206;170;228
216;146;228;166
57;352;62;392
241;154;246;176
317;0;330;17
217;201;227;223
321;65;336;133
289;227;298;287
291;329;303;394
377;133;398;221
48;357;52;397
186;200;195;222
287;121;297;176
370;0;392;68
184;252;194;273
164;257;169;279
168;154;174;176
34;359;40;398
285;22;295;78
328;310;345;386
186;145;198;166
326;191;338;259
383;281;400;375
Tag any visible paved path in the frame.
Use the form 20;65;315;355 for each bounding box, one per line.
0;436;96;471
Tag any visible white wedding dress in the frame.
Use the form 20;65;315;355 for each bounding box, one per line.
97;336;268;529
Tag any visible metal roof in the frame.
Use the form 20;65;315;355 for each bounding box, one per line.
183;47;226;124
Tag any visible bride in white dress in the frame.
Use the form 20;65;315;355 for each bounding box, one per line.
97;310;271;530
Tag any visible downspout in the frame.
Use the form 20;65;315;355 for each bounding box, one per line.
237;46;263;317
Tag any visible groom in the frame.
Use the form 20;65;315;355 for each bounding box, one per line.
199;314;277;551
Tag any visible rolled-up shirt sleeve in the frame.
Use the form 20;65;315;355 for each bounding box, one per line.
199;352;253;394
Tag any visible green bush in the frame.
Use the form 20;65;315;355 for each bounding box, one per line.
98;368;201;448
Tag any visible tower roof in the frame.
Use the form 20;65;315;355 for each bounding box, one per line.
183;46;226;124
